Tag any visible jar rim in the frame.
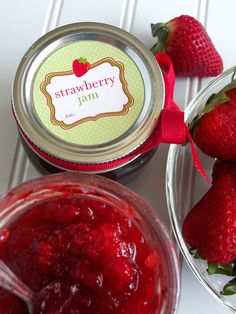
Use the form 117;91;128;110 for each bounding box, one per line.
12;22;164;164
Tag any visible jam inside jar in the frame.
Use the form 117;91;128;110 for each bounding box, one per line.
0;173;179;313
20;135;158;179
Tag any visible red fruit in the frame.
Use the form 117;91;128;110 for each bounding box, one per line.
72;57;90;77
151;15;223;77
0;291;27;313
190;80;236;161
183;174;236;264
212;159;236;183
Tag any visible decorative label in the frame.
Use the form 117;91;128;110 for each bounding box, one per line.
40;57;134;129
33;41;145;146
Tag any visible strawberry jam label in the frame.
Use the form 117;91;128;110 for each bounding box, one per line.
33;41;145;146
40;57;134;129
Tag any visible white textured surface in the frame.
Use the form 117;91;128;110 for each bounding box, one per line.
0;0;235;313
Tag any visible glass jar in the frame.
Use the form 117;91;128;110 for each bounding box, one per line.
0;172;180;313
12;22;164;178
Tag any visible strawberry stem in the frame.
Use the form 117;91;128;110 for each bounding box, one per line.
151;23;166;37
189;248;203;259
78;57;89;64
188;93;216;136
208;262;236;276
222;277;236;295
150;23;168;54
206;78;236;107
188;78;236;137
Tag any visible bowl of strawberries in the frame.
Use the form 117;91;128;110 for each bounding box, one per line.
166;66;236;311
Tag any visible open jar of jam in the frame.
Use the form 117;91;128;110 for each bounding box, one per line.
12;22;164;178
0;172;180;313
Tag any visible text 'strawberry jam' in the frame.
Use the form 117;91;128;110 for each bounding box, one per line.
12;22;164;178
0;173;180;313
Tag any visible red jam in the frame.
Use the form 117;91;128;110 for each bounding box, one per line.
0;192;163;313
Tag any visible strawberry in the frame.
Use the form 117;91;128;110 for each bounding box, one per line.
212;159;236;183
72;57;90;77
190;80;236;161
183;174;236;264
151;15;223;77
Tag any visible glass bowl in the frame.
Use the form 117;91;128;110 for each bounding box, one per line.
0;172;180;314
166;66;236;312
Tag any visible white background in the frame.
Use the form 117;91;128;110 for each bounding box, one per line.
0;1;235;313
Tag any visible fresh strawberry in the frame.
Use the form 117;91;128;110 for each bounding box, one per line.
190;80;236;161
151;15;223;77
183;174;236;264
72;57;90;77
212;159;236;183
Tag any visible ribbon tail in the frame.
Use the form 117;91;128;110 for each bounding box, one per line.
185;125;212;184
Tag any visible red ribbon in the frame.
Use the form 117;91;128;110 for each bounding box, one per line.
155;53;211;183
18;53;210;183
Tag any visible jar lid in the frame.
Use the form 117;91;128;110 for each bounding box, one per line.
12;22;164;164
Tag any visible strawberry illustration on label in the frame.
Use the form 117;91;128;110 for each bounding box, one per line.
72;57;90;77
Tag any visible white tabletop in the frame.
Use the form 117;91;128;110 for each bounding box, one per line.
0;1;235;313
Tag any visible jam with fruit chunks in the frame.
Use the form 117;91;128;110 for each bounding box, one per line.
0;191;164;313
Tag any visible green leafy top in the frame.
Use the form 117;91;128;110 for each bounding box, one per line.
206;77;236;107
222;277;236;295
150;23;168;54
207;262;236;295
190;248;236;296
78;57;89;64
